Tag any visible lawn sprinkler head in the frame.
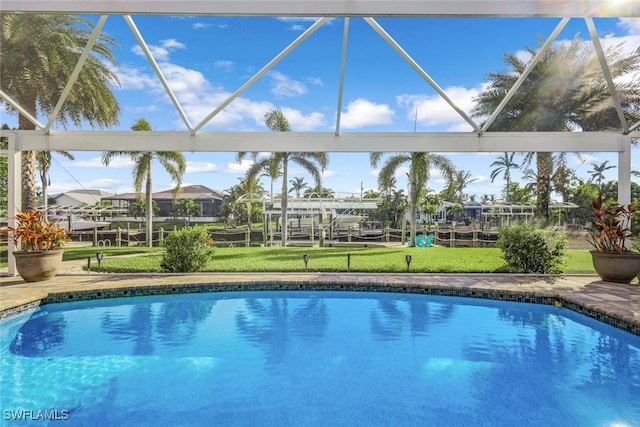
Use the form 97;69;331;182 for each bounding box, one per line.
405;254;412;272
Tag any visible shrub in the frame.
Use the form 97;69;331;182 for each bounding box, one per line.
496;224;567;274
161;226;214;272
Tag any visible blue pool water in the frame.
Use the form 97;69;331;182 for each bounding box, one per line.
1;291;640;426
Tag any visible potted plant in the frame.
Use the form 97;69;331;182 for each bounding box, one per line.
9;210;69;282
587;195;640;284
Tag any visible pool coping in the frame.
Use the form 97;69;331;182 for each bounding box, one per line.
1;272;639;336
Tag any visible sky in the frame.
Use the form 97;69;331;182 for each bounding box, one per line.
3;15;640;203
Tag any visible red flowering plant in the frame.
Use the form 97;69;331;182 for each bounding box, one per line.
587;195;638;254
9;211;69;252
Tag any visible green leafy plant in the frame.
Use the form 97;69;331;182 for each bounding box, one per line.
160;225;215;272
587;195;638;253
496;223;566;274
9;211;69;252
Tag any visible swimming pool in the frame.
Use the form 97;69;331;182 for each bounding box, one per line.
1;291;639;426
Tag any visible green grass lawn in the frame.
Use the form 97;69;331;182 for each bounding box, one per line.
72;246;597;274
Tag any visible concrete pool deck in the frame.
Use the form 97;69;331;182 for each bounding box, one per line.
1;269;639;336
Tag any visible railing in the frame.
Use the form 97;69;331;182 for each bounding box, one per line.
61;224;504;248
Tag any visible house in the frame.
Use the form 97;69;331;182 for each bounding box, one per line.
50;189;113;207
101;184;224;220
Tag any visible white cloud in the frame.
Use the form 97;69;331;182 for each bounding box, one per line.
131;39;185;62
225;159;253;174
186;161;218;173
70;156;133;169
306;77;324;87
280;108;326;131
214;60;234;71
322;170;337;178
120;40;326;131
269;71;308;97
49;179;122;194
117;65;162;91
340;99;394;129
396;86;482;130
618;18;640;35
193;22;211;30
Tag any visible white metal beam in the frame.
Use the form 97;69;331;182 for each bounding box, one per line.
335;17;350;136
44;15;110;133
124;15;194;132
7;135;21;276
618;135;632;205
364;17;481;133
2;1;638;17
193;17;330;132
4;130;626;153
0;90;46;130
585;18;630;133
481;18;570;133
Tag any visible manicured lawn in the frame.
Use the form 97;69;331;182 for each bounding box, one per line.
75;246;597;274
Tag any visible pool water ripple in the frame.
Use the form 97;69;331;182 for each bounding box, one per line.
1;291;639;426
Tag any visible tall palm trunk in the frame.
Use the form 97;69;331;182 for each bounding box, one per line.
281;157;289;246
536;152;553;223
40;167;48;212
19;99;38;212
146;169;153;247
408;170;417;247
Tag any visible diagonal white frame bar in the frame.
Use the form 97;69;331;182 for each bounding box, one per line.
0;89;46;129
44;15;109;132
124;15;194;132
585;17;630;134
335;17;350;136
193;17;330;132
364;17;481;134
630;120;640;133
481;17;570;134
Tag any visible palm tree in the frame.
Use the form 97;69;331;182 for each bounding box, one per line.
36;151;74;212
261;159;282;200
472;35;640;221
370;152;454;247
237;109;328;245
588;160;616;195
304;186;335;198
238;174;264;229
101;119;186;247
490;152;519;202
1;14;120;211
289;177;309;198
443;169;478;203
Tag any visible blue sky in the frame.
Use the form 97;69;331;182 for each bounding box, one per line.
5;15;640;201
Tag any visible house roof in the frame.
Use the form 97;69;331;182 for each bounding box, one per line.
51;189;114;206
104;184;223;201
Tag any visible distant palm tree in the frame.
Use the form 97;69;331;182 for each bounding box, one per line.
588;160;616;194
260;158;282;200
237;109;328;245
239;175;264;229
444;169;478;203
1;14;120;211
101;119;186;247
36;150;74;212
289;177;309;197
490;152;519;202
370;152;454;247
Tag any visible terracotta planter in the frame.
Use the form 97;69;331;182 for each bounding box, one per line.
13;249;64;282
590;251;640;284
